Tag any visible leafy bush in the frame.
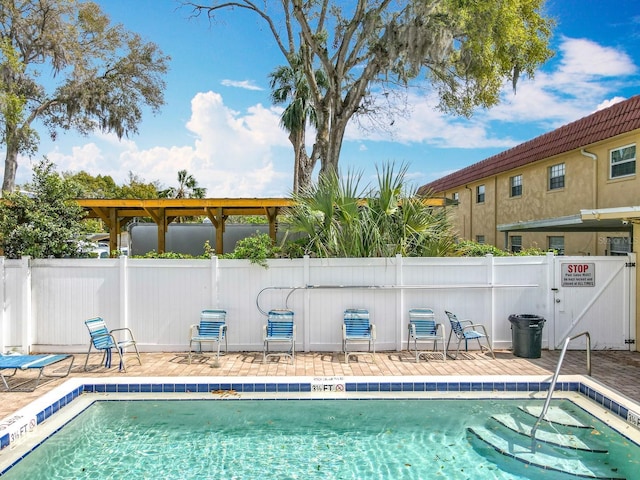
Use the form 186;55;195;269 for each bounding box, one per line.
453;240;552;257
220;232;279;268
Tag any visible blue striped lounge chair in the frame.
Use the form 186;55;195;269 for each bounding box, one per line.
189;309;228;363
263;309;295;364
407;308;446;362
0;354;74;391
84;317;142;372
444;310;495;359
342;308;376;364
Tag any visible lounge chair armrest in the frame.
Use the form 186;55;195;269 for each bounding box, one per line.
370;324;376;340
189;324;200;337
110;327;136;341
462;324;489;335
262;324;267;340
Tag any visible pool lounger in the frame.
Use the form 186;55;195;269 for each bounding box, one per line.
0;354;74;392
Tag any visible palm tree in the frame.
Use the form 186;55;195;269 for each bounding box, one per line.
269;52;327;194
284;162;456;258
160;170;206;199
159;170;206;223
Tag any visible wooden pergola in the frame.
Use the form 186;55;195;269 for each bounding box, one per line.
77;198;294;255
77;197;450;256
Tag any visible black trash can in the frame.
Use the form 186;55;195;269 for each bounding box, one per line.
509;314;545;358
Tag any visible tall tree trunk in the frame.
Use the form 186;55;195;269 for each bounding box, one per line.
2;134;19;193
321;117;347;178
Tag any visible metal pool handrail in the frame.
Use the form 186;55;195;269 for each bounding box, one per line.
530;331;591;451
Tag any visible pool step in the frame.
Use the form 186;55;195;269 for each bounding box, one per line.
519;405;592;428
468;426;625;479
491;413;607;452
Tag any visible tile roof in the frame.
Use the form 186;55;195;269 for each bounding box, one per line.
419;95;640;194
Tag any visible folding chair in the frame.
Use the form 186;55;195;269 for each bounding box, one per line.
189;309;228;364
342;308;376;364
84;317;142;372
263;309;295;363
444;310;495;359
407;308;446;362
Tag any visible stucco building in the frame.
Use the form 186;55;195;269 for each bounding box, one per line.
419;95;640;256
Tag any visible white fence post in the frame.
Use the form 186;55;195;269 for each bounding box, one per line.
21;256;32;354
396;254;404;351
120;255;128;331
0;257;4;354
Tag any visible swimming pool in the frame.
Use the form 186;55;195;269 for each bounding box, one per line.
1;375;639;479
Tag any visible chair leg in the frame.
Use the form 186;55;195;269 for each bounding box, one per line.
84;343;93;371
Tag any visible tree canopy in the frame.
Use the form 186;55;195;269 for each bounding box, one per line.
0;0;170;193
0;158;88;258
188;0;553;191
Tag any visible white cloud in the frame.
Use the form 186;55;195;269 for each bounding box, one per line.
220;79;264;91
346;36;638;150
38;91;292;197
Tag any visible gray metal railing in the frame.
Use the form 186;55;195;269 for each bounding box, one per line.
530;331;591;450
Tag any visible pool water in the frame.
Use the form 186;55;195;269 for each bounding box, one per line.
3;399;638;479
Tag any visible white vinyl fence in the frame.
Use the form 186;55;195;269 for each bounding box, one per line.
0;253;635;354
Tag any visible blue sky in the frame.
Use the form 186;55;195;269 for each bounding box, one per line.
14;0;640;197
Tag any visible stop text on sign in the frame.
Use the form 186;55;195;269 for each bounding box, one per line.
561;262;595;287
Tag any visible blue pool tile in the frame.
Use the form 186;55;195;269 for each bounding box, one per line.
162;384;175;393
516;383;528;392
379;383;391;392
197;384;209;393
471;383;483;392
254;384;266;392
116;384;129;393
345;383;357;392
505;383;518;392
174;384;186;393
367;383;379;392
242;384;255;392
493;382;505;392
300;384;311;392
288;383;300;392
482;383;494;392
436;383;448;392
184;384;197;393
265;383;277;392
0;434;9;450
620;406;629;420
459;382;471;392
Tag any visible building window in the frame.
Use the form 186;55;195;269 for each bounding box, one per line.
548;236;564;255
452;192;459;202
476;235;485;244
476;185;485;203
607;236;630;256
548;163;565;190
610;144;636;178
510;235;522;253
510;175;522;197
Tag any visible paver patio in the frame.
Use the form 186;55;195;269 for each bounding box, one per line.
1;349;639;420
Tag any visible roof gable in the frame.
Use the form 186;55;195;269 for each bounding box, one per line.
419;95;640;194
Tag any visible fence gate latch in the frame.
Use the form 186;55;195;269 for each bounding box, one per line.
625;339;636;345
625;262;636;268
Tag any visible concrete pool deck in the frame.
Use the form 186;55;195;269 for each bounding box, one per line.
1;349;639;420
